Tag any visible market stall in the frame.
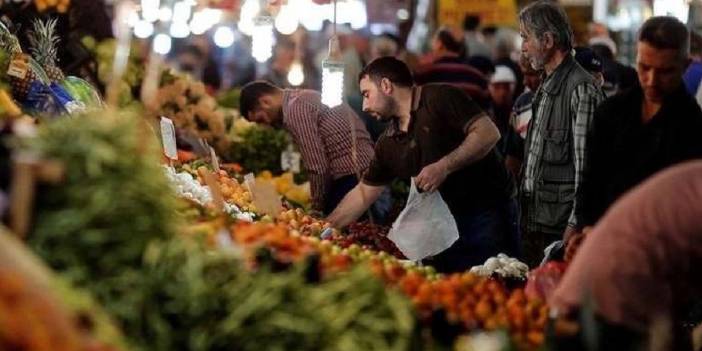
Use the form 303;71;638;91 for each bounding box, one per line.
0;1;588;351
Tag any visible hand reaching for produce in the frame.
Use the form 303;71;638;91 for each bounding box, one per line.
415;160;448;192
564;226;591;262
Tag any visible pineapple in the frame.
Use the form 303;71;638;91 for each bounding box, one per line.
29;18;65;83
0;27;37;102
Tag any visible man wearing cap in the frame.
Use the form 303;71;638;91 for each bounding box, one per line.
488;66;520;163
573;17;702;234
574;47;605;89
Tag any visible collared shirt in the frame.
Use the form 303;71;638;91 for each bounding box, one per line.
282;89;374;210
522;55;606;228
575;83;702;227
364;84;515;213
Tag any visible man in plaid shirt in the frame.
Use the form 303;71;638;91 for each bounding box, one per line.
518;1;606;267
239;81;379;215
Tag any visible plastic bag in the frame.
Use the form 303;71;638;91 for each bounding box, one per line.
387;178;459;261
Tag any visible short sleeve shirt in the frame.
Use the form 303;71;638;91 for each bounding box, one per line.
364;84;515;213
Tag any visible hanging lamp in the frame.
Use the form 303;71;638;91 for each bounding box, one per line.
321;0;344;108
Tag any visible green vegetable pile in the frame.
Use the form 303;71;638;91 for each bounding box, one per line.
216;88;241;110
225;120;290;175
15;109;420;351
137;239;417;351
23;110;178;324
82;37;144;107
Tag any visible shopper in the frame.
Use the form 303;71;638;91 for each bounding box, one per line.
574;16;702;230
507;55;543;180
414;28;490;108
573;47;605;89
518;0;606;267
488;65;519;160
327;57;519;272
552;161;702;351
239;81;377;215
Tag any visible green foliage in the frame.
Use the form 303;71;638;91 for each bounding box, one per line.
225;123;290;174
23;111;178;325
134;239;417;351
216;89;241;110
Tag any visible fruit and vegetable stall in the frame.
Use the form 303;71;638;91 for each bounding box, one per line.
0;14;566;351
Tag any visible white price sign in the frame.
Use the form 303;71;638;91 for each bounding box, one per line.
160;117;178;160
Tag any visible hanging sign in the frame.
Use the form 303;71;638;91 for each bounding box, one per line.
438;0;518;28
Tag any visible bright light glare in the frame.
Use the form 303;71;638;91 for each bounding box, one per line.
288;61;305;86
159;7;173;22
141;0;160;22
238;0;260;36
170;21;191;38
214;26;236;48
321;60;344;107
653;0;689;23
252;17;275;62
274;5;299;35
126;10;140;27
134;20;155;38
172;1;193;23
153;33;172;54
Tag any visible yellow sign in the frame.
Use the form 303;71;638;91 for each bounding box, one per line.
438;0;519;28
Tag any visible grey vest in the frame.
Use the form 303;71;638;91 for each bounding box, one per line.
526;55;596;234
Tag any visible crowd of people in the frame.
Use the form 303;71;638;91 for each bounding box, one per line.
234;1;702;348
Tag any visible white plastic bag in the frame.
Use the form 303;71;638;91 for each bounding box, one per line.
388;178;460;261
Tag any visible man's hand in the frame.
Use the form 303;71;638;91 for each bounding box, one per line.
415;159;448;192
564;226;591;262
563;226;578;243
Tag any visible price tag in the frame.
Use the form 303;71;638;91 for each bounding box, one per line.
281;145;301;173
201;168;225;212
160;117;178;160
209;146;221;172
243;173;255;191
7;57;28;80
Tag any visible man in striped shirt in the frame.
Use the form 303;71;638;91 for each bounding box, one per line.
240;81;376;214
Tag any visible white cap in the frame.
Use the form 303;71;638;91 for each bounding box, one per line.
588;36;617;56
491;65;517;84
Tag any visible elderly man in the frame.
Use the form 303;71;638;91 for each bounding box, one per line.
573;17;702;232
518;0;606;267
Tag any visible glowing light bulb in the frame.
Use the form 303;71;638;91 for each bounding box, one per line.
287;61;304;86
214;26;236;48
126;10;140;27
190;10;210;35
170;21;191;38
274;4;298;35
172;1;192;23
141;0;160;22
153;33;172;54
159;7;173;22
321;59;344;107
134;20;155;38
238;0;260;36
252;16;275;63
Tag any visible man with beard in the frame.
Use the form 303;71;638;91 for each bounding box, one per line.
518;1;606;267
239;81;381;216
327;57;520;272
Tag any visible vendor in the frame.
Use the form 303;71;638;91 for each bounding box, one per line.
327;56;519;272
551;161;702;350
239;81;385;217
